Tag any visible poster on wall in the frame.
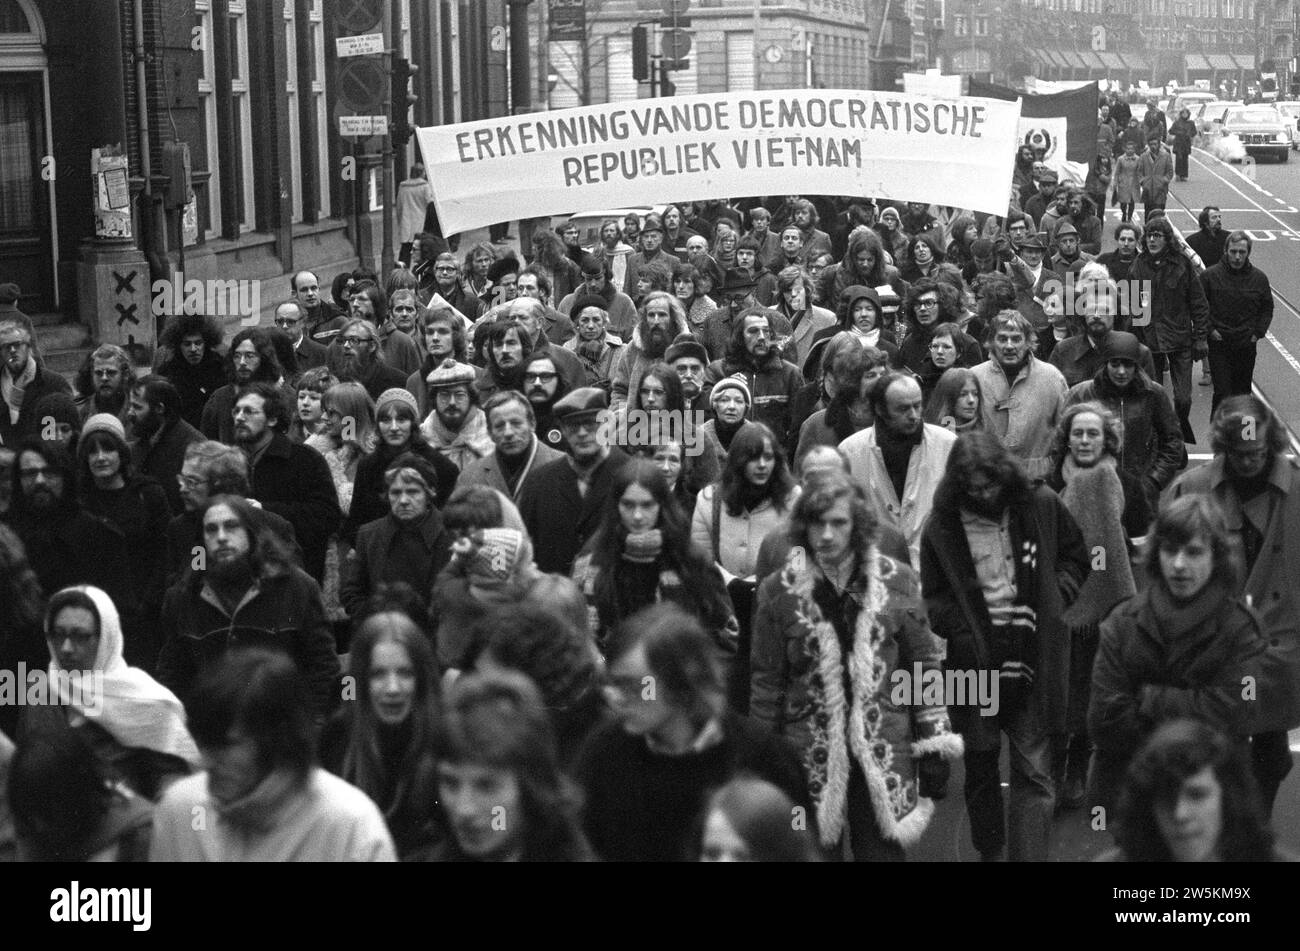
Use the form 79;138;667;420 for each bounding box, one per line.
92;145;133;239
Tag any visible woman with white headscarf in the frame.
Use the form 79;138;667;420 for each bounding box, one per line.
19;586;200;801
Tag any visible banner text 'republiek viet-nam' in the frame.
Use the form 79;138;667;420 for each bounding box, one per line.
416;90;1024;234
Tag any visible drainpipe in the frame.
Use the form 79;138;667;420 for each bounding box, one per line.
134;0;165;286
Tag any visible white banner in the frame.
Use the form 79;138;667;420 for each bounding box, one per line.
416;89;1024;233
902;71;963;98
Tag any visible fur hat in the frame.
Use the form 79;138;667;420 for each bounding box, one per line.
665;333;708;366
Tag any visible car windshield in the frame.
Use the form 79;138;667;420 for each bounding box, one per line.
1276;104;1300;117
1226;108;1282;123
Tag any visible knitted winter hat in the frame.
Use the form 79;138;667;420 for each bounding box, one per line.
461;528;531;588
375;387;419;418
81;413;126;442
425;358;477;389
710;374;752;408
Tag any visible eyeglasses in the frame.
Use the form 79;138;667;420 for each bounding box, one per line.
340;335;373;347
177;474;208;489
524;371;558;383
46;628;97;646
0;341;29;353
916;299;940;309
274;316;301;327
19;466;59;480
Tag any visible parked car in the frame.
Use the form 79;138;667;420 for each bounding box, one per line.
562;206;668;249
1169;90;1218;121
1219;105;1291;162
1272;101;1300;149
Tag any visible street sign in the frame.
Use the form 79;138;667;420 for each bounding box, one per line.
339;115;389;137
662;0;690;14
336;33;385;57
661;28;692;61
549;0;586;41
338;58;387;112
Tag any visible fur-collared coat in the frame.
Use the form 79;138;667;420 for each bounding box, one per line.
751;546;962;849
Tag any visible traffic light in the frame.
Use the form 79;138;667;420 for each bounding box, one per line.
633;26;650;82
659;60;675;97
390;57;419;147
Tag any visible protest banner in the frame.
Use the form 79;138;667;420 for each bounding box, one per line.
415;89;1023;234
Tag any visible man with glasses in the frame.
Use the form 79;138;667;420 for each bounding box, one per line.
518;386;629;574
1167;395;1300;817
419;358;493;471
201;328;286;444
275;301;329;373
704;309;804;449
424;252;483;321
520;352;575;454
75;343;134;425
557;255;635;341
332;317;409;401
4;438;120;601
0;319;71;448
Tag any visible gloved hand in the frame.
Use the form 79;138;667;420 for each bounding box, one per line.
1192;340;1209;361
917;752;950;800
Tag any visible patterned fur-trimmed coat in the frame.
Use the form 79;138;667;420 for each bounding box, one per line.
750;545;962;849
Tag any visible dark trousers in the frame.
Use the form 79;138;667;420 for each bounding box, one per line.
726;578;758;715
963;703;1054;861
1175;150;1190;178
1119;202;1135;224
1207;338;1257;415
843;764;906;861
1151;347;1196;442
489;221;510;241
1251;729;1294;814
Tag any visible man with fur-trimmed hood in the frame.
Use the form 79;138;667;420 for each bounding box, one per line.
751;468;962;859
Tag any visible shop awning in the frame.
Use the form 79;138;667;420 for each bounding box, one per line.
1040;48;1066;69
1063;50;1091;70
1234;53;1256;70
1185;54;1213;72
1206;54;1238;70
1096;51;1125;70
1078;50;1107;71
1118;51;1150;72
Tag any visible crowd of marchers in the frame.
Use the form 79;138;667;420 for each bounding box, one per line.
0;115;1293;861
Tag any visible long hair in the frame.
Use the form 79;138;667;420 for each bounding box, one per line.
1210;395;1288;458
224;328;282;385
720;422;796;517
342;612;440;825
633;361;685;415
1052;400;1121;464
606;604;727;730
158;312;223;369
530;229;569;270
932;431;1031;513
1115;719;1273;862
424;308;468;363
197;494;297;579
187;648;316;786
701;777;822;862
10;437;78;518
1143;493;1243;593
432;670;589;861
322;381;377;455
924;367;983;429
846;229;888;285
786;468;877;559
478;602;600;711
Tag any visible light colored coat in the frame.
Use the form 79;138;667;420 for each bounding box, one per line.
972;356;1068;481
839;422;957;565
781;305;837;370
690;483;801;582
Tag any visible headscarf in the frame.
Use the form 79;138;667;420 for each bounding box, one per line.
47;586;201;768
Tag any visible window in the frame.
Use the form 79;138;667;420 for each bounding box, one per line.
284;0;302;223
307;0;329;217
954;15;967;36
227;0;255;232
975;15;988;34
195;0;221;236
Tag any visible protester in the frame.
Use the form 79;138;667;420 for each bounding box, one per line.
420;358;494;470
699;776;822;862
156;312;226;431
318;611;444;860
289;366;339;444
200;328;286;443
1103;719;1280;862
751;468;961;859
430;669;591;861
455;390;566;501
575;604;807;861
1199;231;1273;414
1166;396;1300;814
151;648;395;861
924;366;984;434
1088;495;1265;816
920;432;1089;861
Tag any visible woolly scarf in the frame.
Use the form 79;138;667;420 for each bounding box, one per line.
1061;456;1136;628
1147;580;1238;678
780;547;960;848
212;766;307;837
849;326;880;348
420;405;494;471
49;586;201;768
622;529;663;564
